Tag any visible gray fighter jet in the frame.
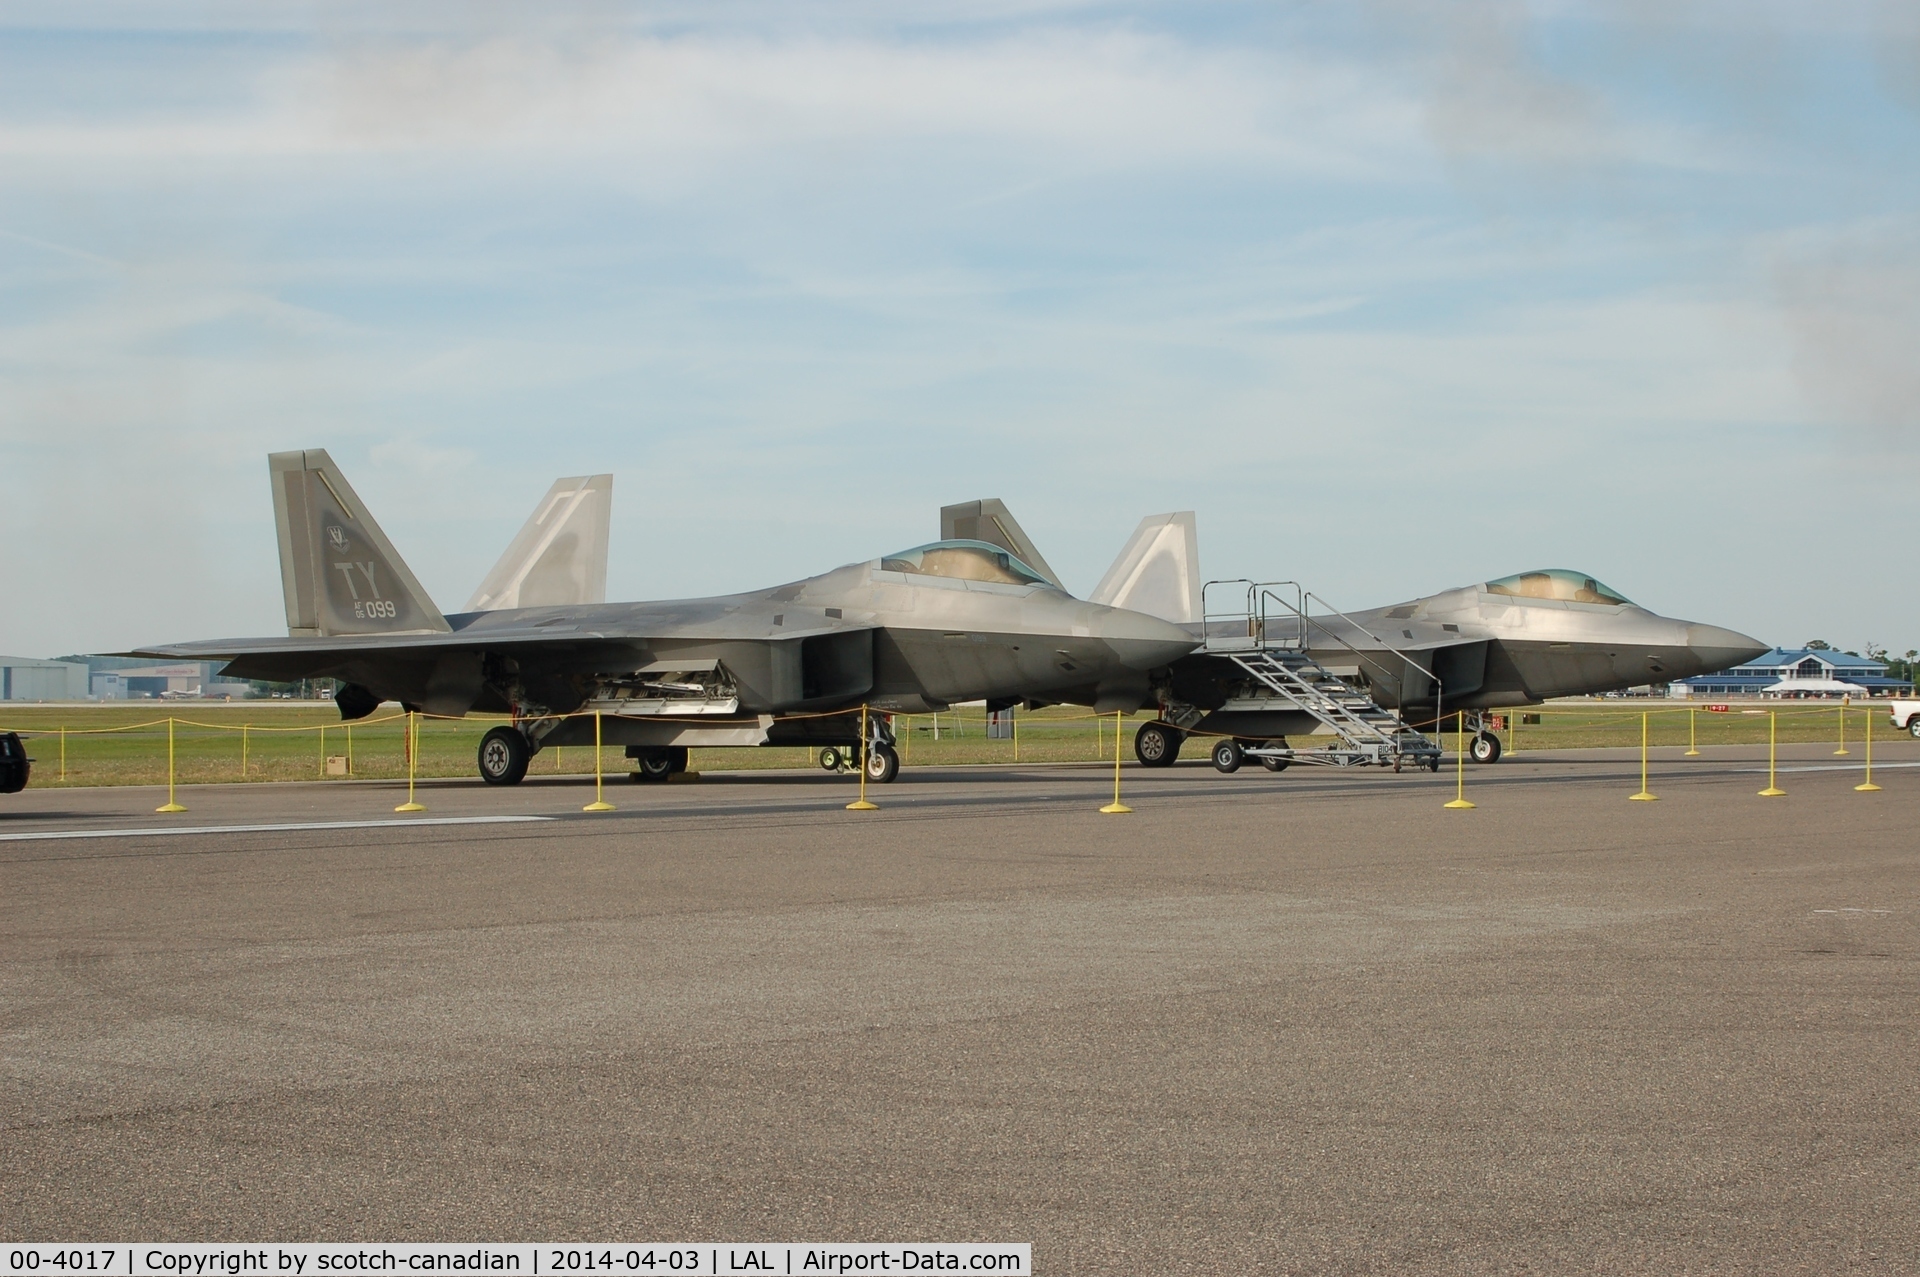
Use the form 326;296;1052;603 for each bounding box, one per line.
1072;513;1768;767
133;451;1197;784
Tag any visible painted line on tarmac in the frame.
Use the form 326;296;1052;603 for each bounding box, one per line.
0;815;555;842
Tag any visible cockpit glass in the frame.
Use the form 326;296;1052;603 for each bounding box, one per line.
880;540;1053;587
1485;569;1633;606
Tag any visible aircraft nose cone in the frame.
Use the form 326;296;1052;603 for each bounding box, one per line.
1683;624;1768;677
1093;607;1201;669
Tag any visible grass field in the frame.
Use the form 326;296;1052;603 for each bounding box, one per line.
0;699;1906;789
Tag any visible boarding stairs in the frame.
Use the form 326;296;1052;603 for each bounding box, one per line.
1200;581;1442;771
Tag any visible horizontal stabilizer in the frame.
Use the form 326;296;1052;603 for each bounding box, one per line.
1090;512;1202;625
465;474;612;611
940;499;1063;591
270;449;450;638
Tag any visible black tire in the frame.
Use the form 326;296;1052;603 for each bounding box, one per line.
1909;718;1920;739
665;745;689;774
864;744;900;784
1470;732;1502;764
0;732;28;794
1259;755;1288;772
632;749;676;782
1134;722;1183;768
1211;739;1243;773
477;726;530;786
1427;754;1442;773
818;746;844;772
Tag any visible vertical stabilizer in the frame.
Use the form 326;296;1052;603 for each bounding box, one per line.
269;449;451;637
464;474;612;612
1090;512;1202;624
940;499;1064;591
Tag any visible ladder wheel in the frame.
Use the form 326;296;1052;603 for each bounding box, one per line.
1211;739;1244;773
1427;754;1442;773
818;746;843;772
1259;756;1288;772
1134;722;1183;768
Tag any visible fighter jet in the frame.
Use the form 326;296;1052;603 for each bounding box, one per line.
133;451;1197;784
1074;512;1768;768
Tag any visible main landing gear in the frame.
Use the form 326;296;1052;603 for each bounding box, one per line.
1134;721;1184;767
478;726;530;786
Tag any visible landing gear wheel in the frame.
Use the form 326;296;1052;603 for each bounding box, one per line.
1211;739;1244;773
631;749;675;782
1134;722;1183;767
818;746;844;772
477;726;530;786
864;744;900;784
1470;731;1502;764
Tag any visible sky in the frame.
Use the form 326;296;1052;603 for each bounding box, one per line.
2;0;1917;660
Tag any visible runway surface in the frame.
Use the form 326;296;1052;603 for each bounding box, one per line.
4;743;1917;1273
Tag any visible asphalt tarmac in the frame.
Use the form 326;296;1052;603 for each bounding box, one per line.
4;743;1917;1273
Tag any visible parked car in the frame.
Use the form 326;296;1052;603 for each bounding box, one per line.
1891;700;1920;738
0;732;29;794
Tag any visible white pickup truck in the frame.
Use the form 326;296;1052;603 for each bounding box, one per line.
1892;700;1920;737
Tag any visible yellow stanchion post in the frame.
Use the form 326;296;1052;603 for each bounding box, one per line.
584;711;615;811
319;724;327;777
242;724;249;778
156;717;187;812
1444;711;1475;809
347;723;353;776
395;711;426;812
1855;708;1881;792
847;703;879;810
1100;710;1133;813
1685;707;1700;757
59;725;66;782
1834;699;1849;755
1013;710;1020;762
1758;710;1785;797
1630;710;1658;801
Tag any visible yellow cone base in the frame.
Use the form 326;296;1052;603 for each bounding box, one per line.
1758;788;1785;798
1444;798;1475;809
583;801;616;812
1855;782;1882;792
846;799;879;811
1684;749;1700;757
1833;749;1850;756
1629;792;1659;802
1100;802;1133;814
394;802;426;812
155;802;187;813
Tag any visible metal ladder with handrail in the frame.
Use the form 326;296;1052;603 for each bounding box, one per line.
1198;580;1442;770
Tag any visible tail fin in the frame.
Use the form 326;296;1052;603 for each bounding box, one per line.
1090;512;1202;624
940;499;1064;591
463;474;612;612
269;449;450;637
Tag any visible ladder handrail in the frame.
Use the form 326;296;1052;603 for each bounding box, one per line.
1256;589;1442;721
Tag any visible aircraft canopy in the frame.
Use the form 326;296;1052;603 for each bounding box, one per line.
1486;569;1634;607
882;540;1055;587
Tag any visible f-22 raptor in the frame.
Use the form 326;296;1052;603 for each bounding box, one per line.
135;451;1196;784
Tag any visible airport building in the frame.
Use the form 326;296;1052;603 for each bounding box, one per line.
1673;647;1909;698
89;661;250;700
0;657;90;701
